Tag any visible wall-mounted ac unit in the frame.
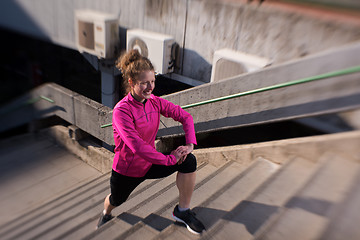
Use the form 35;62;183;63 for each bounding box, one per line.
127;29;176;74
75;10;119;59
210;48;270;82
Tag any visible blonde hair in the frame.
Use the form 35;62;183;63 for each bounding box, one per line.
116;49;154;94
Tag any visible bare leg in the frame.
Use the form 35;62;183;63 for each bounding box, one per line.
104;194;116;215
176;172;196;209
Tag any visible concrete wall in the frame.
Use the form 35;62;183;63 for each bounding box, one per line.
0;0;359;82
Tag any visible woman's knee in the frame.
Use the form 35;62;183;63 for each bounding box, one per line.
109;194;127;207
179;153;197;173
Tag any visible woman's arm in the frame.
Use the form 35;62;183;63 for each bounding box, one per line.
158;97;197;146
113;107;179;165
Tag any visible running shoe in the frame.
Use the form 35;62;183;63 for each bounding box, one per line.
96;212;114;229
172;205;206;234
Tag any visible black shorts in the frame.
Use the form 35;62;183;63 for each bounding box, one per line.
109;153;197;207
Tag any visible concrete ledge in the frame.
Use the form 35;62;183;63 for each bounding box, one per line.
193;130;360;167
43;124;360;176
0;83;115;145
159;42;360;137
41;125;114;174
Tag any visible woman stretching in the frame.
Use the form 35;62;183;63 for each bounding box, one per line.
97;49;205;234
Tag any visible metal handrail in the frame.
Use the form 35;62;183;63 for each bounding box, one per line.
99;65;360;128
181;65;360;109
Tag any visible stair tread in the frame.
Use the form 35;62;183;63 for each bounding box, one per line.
97;162;217;240
0;172;110;236
158;157;280;240
320;168;360;240
88;219;133;240
30;174;169;240
124;223;159;240
202;157;318;240
41;177;162;240
127;160;245;240
259;154;360;240
130;162;216;218
159;161;247;225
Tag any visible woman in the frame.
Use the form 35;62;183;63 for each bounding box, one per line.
97;49;205;235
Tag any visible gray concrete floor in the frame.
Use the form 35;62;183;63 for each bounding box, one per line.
0;132;102;226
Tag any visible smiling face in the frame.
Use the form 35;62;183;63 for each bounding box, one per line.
130;70;155;102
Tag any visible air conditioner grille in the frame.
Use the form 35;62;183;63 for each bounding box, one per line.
214;59;247;82
129;37;149;58
78;20;94;50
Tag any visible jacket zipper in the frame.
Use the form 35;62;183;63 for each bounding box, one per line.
143;104;149;122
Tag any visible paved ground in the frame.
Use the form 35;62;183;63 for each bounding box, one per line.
0;132;102;227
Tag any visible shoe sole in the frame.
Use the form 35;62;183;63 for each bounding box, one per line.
172;214;202;235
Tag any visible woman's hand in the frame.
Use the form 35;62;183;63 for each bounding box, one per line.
174;143;194;165
170;148;184;163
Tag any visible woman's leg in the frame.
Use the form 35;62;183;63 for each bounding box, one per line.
104;170;144;214
146;154;198;209
104;194;116;215
97;171;145;228
176;172;196;209
143;154;205;234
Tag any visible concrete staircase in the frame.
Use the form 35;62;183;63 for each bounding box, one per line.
0;130;359;240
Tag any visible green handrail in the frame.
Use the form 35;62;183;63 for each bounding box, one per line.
100;65;360;128
181;65;360;109
101;123;113;128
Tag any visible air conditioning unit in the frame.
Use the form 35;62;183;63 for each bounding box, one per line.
75;10;119;59
210;48;270;82
127;29;176;74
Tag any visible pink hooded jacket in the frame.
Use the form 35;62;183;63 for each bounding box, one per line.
112;93;197;177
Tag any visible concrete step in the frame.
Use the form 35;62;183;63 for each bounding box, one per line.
318;167;360;240
59;178;163;240
0;138;54;179
155;161;252;233
156;157;280;240
119;160;247;240
0;172;109;238
125;224;159;240
0;149;101;231
1;172;110;240
200;156;319;240
0;143;67;201
94;221;159;240
84;162;218;240
256;153;360;240
6;173;163;240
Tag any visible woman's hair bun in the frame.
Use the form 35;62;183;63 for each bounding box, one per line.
116;49;141;73
115;49;154;96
